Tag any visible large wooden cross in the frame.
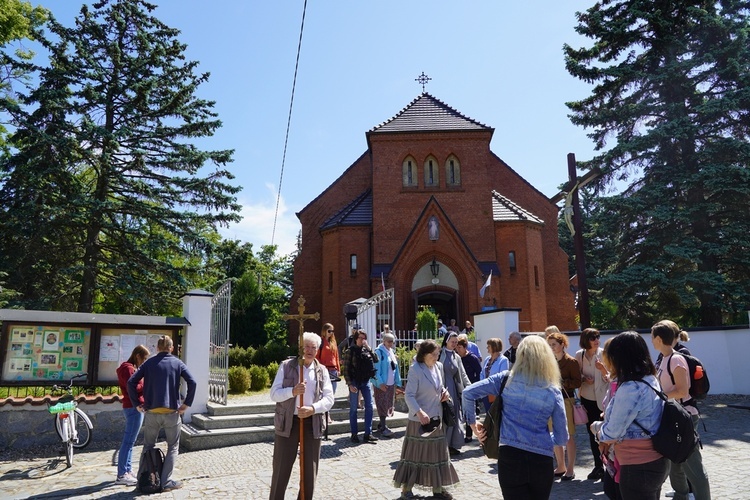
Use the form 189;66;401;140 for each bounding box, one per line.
283;295;320;365
281;295;319;500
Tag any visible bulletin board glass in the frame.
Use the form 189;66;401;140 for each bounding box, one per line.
2;324;91;382
97;328;175;383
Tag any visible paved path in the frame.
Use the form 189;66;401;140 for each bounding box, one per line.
0;394;747;499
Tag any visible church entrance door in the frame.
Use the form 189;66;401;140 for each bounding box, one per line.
416;289;457;327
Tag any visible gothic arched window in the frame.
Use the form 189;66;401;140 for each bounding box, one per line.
446;155;461;186
424;156;439;187
402;156;417;187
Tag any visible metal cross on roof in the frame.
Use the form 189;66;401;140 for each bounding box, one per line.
415;72;432;92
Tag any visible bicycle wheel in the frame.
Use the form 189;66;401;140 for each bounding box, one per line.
65;437;74;468
54;409;93;449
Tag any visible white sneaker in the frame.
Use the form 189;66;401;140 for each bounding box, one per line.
115;474;138;486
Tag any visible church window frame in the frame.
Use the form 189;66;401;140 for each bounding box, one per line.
445;155;461;186
509;251;517;273
402;156;418;187
424;155;439;188
534;265;540;288
350;254;357;276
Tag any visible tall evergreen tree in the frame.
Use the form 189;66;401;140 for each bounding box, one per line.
0;0;241;313
564;0;750;326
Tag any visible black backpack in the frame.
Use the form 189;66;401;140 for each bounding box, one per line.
635;380;699;464
666;353;710;401
481;374;509;460
138;447;165;494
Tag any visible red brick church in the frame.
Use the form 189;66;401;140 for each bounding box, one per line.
291;93;577;340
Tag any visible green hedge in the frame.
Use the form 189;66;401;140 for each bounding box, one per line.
228;366;251;393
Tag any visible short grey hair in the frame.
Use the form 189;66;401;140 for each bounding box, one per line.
382;332;395;343
509;331;522;341
457;333;469;341
302;331;321;348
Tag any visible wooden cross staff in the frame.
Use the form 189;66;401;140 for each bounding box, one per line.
282;295;319;499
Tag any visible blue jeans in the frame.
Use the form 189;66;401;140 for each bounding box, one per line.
349;381;373;436
117;407;144;477
139;411;181;487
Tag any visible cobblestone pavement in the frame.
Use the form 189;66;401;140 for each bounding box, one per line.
0;394;747;499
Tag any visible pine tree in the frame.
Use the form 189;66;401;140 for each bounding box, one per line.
564;0;750;326
0;0;241;313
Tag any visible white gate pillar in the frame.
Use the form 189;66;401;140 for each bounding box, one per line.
181;289;213;423
473;308;520;354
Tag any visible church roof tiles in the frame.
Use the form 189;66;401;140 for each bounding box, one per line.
369;93;492;133
320;189;372;230
492;190;544;225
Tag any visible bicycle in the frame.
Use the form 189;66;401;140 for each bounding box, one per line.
48;373;94;467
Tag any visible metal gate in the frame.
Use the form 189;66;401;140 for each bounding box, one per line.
208;280;231;405
356;288;395;345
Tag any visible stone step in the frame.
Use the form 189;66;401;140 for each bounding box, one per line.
180;395;410;451
192;406;365;430
206;396;352;416
181;410;410;451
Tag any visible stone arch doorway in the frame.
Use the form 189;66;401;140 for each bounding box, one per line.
410;258;460;329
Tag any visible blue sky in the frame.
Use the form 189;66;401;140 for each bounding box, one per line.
44;1;600;256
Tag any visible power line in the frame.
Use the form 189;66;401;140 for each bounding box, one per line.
271;0;308;247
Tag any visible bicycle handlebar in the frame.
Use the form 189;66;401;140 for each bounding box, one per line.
52;373;89;392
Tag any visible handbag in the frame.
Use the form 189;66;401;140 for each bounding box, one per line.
573;398;588;426
441;400;456;428
481;374;509;460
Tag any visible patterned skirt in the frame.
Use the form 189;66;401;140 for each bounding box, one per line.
374;384;395;418
392;420;460;493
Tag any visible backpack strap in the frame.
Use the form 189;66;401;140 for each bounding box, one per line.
665;353;676;386
632;379;667;436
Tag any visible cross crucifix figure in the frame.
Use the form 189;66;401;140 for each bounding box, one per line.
415;71;432;92
281;295;320;499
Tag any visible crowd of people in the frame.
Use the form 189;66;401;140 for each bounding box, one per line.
114;318;710;500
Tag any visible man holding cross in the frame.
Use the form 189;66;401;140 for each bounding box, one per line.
269;331;334;499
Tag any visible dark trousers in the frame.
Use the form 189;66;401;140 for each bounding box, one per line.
269;417;321;500
497;445;554;500
618;457;669;500
581;396;603;468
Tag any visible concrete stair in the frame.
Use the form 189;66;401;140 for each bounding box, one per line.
180;396;410;451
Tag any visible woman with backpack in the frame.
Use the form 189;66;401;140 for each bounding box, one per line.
651;320;711;500
590;332;668;500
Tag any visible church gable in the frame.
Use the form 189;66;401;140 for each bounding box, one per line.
369;93;493;134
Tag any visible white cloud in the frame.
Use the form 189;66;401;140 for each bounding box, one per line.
218;184;300;256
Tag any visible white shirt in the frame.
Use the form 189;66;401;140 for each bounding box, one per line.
269;361;334;416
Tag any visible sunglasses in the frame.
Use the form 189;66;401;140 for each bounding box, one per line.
591;335;601;340
327;329;334;333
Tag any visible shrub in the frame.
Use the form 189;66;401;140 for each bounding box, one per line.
416;309;438;339
228;366;250;393
395;345;414;381
228;346;255;368
252;342;296;366
266;361;279;382
248;365;270;391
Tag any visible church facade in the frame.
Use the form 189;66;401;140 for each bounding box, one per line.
292;93;577;341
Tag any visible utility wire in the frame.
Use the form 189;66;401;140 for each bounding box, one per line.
271;0;308;247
